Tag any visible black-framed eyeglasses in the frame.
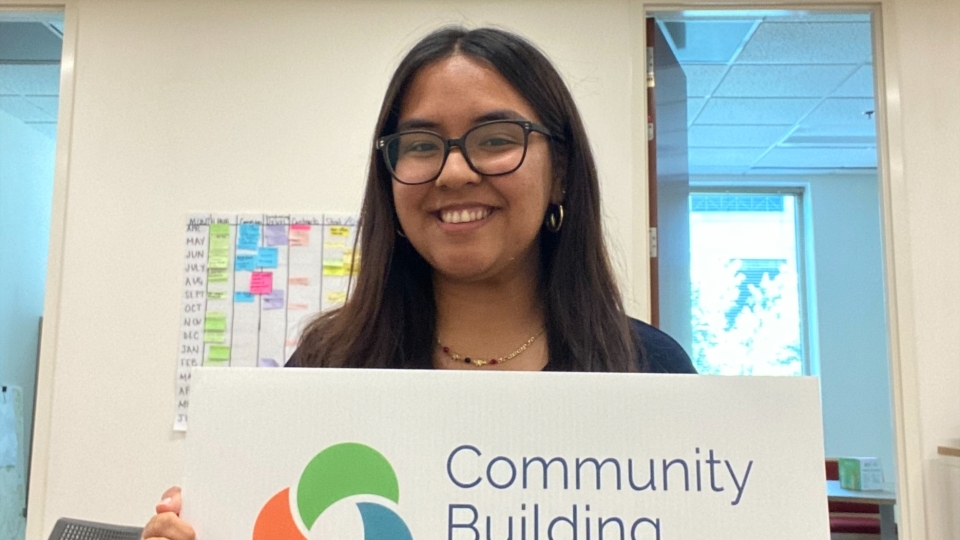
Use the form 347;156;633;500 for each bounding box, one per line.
376;120;555;185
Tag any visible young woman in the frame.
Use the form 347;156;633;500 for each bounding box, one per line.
142;25;695;540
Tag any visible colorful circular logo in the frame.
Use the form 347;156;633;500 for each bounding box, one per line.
253;443;413;540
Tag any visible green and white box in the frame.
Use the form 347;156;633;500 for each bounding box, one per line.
838;457;884;491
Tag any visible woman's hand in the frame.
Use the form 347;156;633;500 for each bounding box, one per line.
141;487;196;540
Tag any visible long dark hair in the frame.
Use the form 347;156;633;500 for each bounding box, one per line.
295;26;642;372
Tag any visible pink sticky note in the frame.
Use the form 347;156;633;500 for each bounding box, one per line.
250;271;273;295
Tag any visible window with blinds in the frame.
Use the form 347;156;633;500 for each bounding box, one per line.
689;191;806;376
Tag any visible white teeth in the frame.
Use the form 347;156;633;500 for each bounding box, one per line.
441;208;490;224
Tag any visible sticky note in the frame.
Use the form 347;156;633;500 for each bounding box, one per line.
210;224;230;251
288;303;309;311
208;345;230;361
265;225;288;246
238;223;261;251
203;331;224;343
207;268;229;283
259;358;280;368
208;254;229;270
290;225;310;247
234;291;255;303
257;247;279;269
250;272;273;294
323;261;345;276
204;314;227;331
330;226;350;237
207;291;226;300
344;249;360;274
263;289;285;310
326;291;347;304
289;277;310;286
235;254;256;272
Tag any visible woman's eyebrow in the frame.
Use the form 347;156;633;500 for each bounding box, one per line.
396;110;529;133
473;109;527;123
396;118;440;132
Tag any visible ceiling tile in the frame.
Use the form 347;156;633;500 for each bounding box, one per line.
690;147;769;168
0;64;60;95
696;97;820;125
0;22;63;61
689;125;793;147
24;95;58;117
762;12;872;23
0;95;51;122
690;163;752;175
800;98;876;133
661;20;757;63
736;22;873;64
25;121;57;138
687;97;707;126
832;65;875;97
753;146;877;169
713;64;859;97
683;64;729;97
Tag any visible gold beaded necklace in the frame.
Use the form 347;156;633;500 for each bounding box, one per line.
437;328;546;367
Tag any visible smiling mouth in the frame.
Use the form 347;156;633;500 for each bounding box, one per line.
438;207;493;224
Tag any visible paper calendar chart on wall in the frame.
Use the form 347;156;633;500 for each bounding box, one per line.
175;214;359;431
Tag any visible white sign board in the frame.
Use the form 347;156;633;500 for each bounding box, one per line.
182;368;829;540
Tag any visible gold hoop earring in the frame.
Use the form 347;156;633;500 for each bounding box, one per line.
545;204;564;233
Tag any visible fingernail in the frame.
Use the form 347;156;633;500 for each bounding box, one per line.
160;497;171;505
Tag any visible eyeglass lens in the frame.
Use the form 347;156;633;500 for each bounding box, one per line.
385;122;528;184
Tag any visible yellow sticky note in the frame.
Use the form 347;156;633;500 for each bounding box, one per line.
204;331;224;343
208;345;230;361
323;261;345;276
344;249;361;274
330;226;350;237
326;291;347;304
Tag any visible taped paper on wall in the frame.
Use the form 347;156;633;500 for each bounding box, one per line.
175;213;359;431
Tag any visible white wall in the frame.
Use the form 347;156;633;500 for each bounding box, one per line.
693;173;895;483
13;0;959;539
0;109;55;495
887;0;960;537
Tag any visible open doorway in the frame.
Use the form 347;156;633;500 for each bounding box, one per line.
0;10;62;540
646;8;896;536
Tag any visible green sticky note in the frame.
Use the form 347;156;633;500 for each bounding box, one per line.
208;268;228;283
208;345;230;361
204;331;224;343
208;255;229;269
210;224;230;250
204;315;227;331
207;291;226;300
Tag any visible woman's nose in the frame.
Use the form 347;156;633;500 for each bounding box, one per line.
435;148;481;189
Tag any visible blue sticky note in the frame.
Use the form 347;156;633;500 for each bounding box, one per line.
234;291;255;303
257;247;279;269
235;254;256;272
237;223;261;251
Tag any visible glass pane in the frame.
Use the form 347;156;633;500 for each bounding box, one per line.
689;193;804;375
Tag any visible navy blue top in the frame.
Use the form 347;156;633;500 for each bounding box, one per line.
630;318;697;374
286;317;696;374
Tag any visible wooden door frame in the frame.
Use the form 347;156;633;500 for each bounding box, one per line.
630;2;925;539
